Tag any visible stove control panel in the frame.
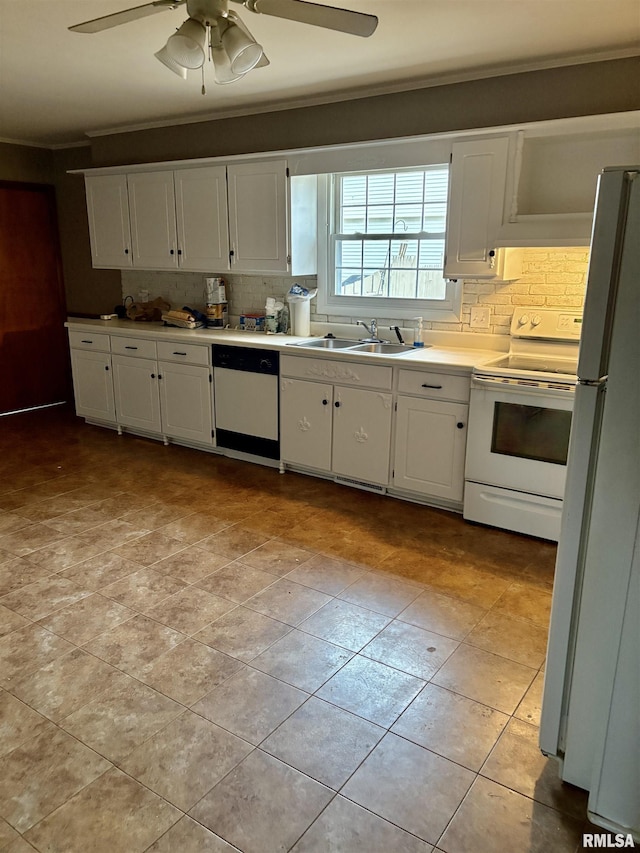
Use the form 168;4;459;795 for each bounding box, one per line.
511;309;582;341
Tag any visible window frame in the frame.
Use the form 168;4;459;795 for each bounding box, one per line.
317;168;462;322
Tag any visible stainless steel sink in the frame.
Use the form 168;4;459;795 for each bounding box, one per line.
350;342;419;355
288;338;359;349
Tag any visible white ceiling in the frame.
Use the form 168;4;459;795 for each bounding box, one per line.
1;0;639;147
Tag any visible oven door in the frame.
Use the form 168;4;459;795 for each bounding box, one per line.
465;377;574;499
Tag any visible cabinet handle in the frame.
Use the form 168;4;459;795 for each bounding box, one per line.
158;374;162;380
421;383;443;389
334;401;341;408
177;248;182;256
457;422;465;429
229;249;235;261
173;351;187;356
170;249;175;255
125;345;138;350
151;373;156;379
81;340;93;344
124;248;129;255
105;365;109;371
322;399;329;405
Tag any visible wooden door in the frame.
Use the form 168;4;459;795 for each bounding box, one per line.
0;182;70;414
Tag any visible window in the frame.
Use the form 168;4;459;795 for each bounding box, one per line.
318;164;461;320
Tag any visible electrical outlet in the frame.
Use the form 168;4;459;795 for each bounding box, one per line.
470;306;491;329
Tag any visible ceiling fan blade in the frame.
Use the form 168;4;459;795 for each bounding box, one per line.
69;0;185;34
247;0;378;37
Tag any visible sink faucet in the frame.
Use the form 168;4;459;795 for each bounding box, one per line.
357;319;386;343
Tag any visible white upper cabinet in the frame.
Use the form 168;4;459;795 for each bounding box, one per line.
174;166;230;272
85;174;132;268
127;171;178;270
444;136;510;278
227;160;289;274
84;159;316;275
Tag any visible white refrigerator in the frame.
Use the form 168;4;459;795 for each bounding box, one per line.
539;166;640;838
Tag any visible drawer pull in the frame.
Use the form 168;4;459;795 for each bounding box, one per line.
81;339;93;344
173;351;187;356
421;383;443;389
125;345;138;350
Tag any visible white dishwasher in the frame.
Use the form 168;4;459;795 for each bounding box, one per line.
212;345;280;460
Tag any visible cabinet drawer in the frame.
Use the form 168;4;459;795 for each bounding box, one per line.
280;355;392;391
68;330;110;352
111;335;157;359
398;369;470;402
157;340;210;366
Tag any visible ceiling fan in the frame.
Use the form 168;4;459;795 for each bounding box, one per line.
69;0;379;87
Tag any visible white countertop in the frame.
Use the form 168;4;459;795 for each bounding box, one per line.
66;317;500;372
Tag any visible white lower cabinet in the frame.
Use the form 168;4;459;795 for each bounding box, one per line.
70;330;214;447
393;395;468;502
280;366;392;487
332;387;392;486
158;360;213;445
280;378;333;470
112;355;162;434
68;328;472;509
70;349;116;423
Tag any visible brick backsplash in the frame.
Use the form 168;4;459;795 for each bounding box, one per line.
122;248;589;337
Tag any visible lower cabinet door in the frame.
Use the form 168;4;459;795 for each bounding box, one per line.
159;361;213;444
70;349;116;422
280;378;333;470
112;354;161;433
332;386;392;486
393;395;468;501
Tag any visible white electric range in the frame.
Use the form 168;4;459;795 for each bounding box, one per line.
464;309;582;541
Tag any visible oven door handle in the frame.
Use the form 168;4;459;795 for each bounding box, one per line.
471;377;575;398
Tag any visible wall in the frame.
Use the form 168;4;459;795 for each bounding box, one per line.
122;247;589;337
51;147;122;315
90;57;639;167
0;142;53;184
25;55;635;321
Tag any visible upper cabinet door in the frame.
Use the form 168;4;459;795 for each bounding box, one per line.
127;171;178;270
444;136;509;279
85;174;132;268
227;160;289;273
174;166;230;273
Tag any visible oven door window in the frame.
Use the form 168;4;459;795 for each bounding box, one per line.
491;402;571;465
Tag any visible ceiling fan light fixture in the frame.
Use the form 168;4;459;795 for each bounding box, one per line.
154;46;188;79
221;19;264;75
211;45;246;84
166;18;207;69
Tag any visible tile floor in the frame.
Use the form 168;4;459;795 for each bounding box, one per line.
0;405;593;852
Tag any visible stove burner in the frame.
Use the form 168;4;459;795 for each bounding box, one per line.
485;355;578;376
